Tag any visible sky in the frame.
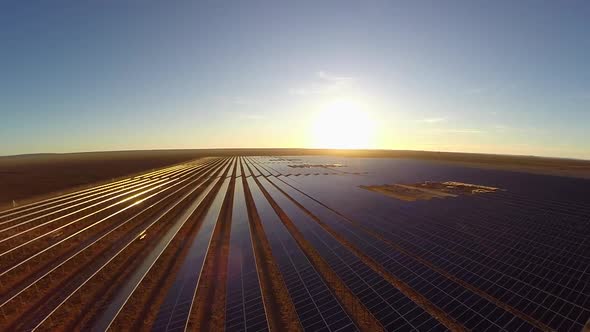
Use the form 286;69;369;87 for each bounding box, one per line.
1;1;589;159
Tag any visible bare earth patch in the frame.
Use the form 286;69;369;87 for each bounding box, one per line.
360;181;502;201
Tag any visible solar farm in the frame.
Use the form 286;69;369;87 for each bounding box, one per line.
0;156;588;331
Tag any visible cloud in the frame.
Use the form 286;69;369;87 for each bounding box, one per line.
287;88;311;96
427;128;485;134
493;124;510;131
317;71;353;82
464;87;486;95
492;124;536;133
239;113;265;120
224;110;266;120
232;98;250;105
232;97;262;106
289;71;355;96
442;129;485;134
418;117;446;124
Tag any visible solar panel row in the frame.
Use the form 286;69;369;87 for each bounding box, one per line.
387;197;590;331
254;175;446;331
15;155;583;331
250;156;590;332
265;176;539;331
225;179;269;332
151;178;230;332
382;197;590;329
314;198;581;327
246;176;358;331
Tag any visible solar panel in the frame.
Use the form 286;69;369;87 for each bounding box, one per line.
275;181;495;329
246;175;358;331
5;155;589;331
151;179;230;332
225;179;269;332
375;195;590;331
261;157;590;331
255;175;445;331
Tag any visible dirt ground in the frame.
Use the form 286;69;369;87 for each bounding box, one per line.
0;150;208;209
2;148;589;209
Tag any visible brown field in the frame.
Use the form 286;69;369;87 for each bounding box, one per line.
1;148;589;209
360;181;502;202
0;150;208;209
1;155;587;331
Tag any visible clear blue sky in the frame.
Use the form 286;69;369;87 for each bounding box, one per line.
1;1;589;158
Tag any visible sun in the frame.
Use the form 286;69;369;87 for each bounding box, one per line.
311;100;375;149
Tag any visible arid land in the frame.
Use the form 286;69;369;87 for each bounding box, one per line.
1;148;589;209
0;156;588;331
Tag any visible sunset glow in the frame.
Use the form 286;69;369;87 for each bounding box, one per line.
311;100;375;149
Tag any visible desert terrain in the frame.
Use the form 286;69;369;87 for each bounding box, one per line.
1;148;589;210
1;155;589;331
